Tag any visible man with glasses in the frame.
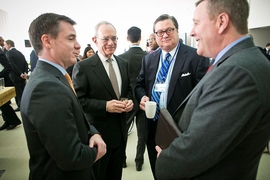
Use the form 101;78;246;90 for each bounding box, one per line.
72;21;134;180
135;14;209;179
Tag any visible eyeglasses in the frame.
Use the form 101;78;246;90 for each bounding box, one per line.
155;27;175;37
147;38;155;43
96;36;118;43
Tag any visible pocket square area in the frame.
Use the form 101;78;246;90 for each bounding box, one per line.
181;72;191;77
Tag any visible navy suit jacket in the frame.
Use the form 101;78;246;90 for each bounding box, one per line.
135;43;209;115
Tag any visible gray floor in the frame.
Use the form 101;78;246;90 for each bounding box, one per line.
0;99;269;180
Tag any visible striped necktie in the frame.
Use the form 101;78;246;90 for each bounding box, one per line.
151;53;171;121
107;58;120;99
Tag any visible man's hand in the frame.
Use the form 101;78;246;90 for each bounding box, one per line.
123;99;133;112
89;134;106;162
155;145;162;157
139;96;149;111
106;100;127;113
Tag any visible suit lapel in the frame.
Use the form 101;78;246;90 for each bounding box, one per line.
167;45;187;103
91;55;118;99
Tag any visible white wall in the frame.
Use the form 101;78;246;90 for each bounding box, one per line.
0;0;197;61
249;0;270;29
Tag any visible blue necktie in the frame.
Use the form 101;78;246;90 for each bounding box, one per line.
151;53;171;121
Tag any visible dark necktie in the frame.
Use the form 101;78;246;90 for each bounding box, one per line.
151;53;171;121
65;73;76;95
107;58;120;99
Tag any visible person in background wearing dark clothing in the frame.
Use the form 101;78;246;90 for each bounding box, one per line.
155;0;270;179
0;36;8;56
21;13;106;180
135;14;209;179
4;40;28;111
0;52;22;130
258;42;270;61
30;49;38;72
118;26;148;171
147;33;159;53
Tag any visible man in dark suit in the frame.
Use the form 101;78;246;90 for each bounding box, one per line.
4;40;28;111
0;52;21;130
118;26;148;171
134;14;209;179
155;0;270;179
29;49;38;71
21;13;106;180
72;21;134;180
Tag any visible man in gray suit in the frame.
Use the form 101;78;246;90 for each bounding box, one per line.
155;0;270;179
21;13;106;180
72;21;134;180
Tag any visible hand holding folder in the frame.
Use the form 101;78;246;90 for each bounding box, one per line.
155;108;182;149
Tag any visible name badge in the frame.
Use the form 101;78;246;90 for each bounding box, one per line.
155;83;166;93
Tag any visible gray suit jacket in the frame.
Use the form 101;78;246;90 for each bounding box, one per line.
72;54;133;149
155;38;270;179
21;61;98;180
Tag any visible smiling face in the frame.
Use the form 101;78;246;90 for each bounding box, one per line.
93;24;117;58
190;1;219;58
154;19;179;52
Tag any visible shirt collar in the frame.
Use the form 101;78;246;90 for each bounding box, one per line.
213;35;250;65
39;59;66;75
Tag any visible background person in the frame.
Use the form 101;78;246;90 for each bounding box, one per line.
0;52;21;130
4;39;28;111
118;26;148;171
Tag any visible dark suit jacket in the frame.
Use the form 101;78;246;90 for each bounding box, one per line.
72;54;133;148
156;38;270;179
119;46;148;110
7;48;28;82
135;43;209;115
0;52;13;86
21;61;99;180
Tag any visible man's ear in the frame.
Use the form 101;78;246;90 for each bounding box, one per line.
41;34;51;48
92;36;97;44
217;13;229;34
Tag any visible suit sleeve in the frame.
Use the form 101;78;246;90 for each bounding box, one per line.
72;62;108;117
134;56;148;102
155;65;262;179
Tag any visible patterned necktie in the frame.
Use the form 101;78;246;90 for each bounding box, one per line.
107;58;120;99
65;73;76;95
151;53;171;121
